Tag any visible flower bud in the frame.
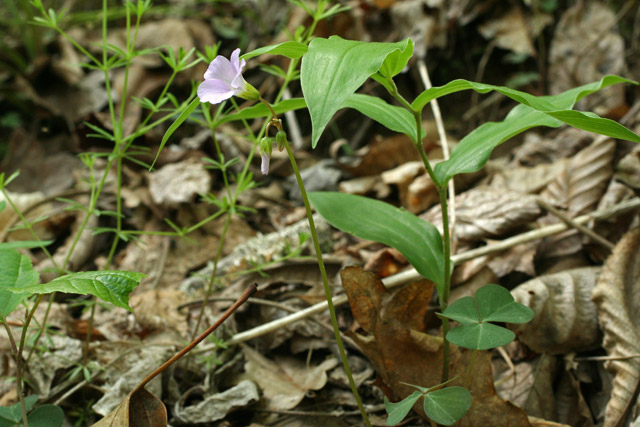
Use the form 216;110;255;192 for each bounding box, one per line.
259;137;273;175
276;130;287;151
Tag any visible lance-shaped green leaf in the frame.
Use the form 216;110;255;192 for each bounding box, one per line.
9;270;145;312
152;97;200;169
241;41;308;60
343;94;418;142
214;98;307;127
433;76;640;184
309;192;445;291
301;36;413;148
0;249;39;318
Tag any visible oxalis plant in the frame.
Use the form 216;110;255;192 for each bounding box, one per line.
162;24;640;427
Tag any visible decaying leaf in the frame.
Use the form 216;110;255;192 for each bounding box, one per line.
423;187;541;242
148;157;212;207
242;345;337;411
175;380;259;423
548;1;626;113
478;6;536;56
539;137;614;257
510;267;601;354
592;227;640;426
340;266;531;426
92;388;167;427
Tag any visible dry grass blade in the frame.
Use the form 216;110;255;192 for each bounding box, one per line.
592;227;640;427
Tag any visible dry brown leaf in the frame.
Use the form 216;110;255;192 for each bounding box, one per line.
512;128;595;167
242;345;337;411
549;1;625;114
592;227;640;427
340;266;531;426
423;187;541;242
539;137;614;257
92;388;167;427
335;134;420;177
147;158;212;207
510;267;601;354
478;6;536;56
487;158;568;194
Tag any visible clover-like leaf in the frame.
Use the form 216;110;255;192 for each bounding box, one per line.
8;270;144;312
385;391;422;426
0;249;39;318
442;284;533;350
423;386;472;426
445;321;515;350
476;284;534;323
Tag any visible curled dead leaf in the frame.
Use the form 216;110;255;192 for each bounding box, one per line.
592;227;640;426
510;267;601;354
92;388;167;427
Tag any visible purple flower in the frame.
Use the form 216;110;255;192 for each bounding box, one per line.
197;48;259;104
261;152;270;175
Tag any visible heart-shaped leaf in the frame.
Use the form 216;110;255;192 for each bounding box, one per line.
423;386;472;426
0;249;39;318
445;322;515;351
309;192;445;291
384;391;422;426
9;270;144;312
301;36;413;148
476;284;534;323
442;284;533;350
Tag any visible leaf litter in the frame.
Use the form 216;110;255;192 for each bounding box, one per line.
2;0;640;425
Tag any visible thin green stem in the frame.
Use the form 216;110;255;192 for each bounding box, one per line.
464;349;478;389
391;78;452;381
438;186;452;382
2;316;28;426
282;138;371;427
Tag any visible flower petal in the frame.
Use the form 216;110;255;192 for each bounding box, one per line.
203;54;239;84
261;152;270;175
197;80;235;104
230;48;245;74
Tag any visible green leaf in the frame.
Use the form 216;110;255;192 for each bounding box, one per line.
411;75;634;112
439;297;477;326
152;97;200;170
343;94;418;142
0;395;38;424
385;392;421;426
214;98;307;127
433;76;640;184
0;240;53;250
241;41;308;60
9;270;144;312
301;36;413;148
446;322;515;350
475;284;533;323
309;192;445;291
423;387;472;426
27;405;63;427
0;250;39;318
442;284;532;350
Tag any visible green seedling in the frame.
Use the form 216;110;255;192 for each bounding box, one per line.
442;284;534;351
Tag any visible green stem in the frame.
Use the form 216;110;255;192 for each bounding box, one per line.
391;79;452;382
439;189;452;382
282;138;371;427
2;317;28;426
